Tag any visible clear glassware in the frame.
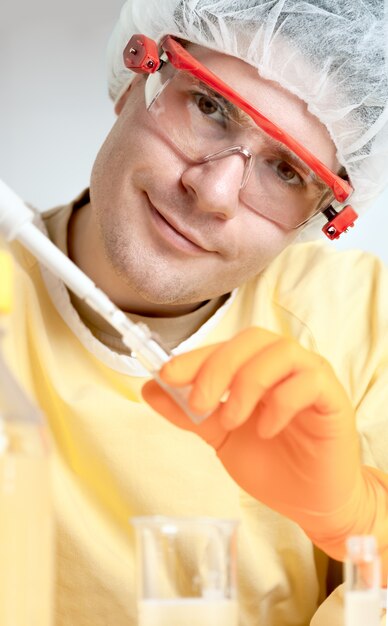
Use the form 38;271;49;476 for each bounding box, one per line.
344;535;381;626
0;251;54;626
132;516;239;626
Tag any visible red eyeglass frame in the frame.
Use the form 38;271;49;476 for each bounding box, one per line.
123;34;358;239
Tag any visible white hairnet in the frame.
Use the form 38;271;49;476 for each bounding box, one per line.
107;0;388;215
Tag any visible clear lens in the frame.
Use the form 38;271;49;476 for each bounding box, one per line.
145;68;334;228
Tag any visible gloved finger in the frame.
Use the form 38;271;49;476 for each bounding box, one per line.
185;328;282;414
218;337;319;429
256;369;353;439
142;380;229;449
160;344;222;386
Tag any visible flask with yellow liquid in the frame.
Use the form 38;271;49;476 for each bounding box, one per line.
0;250;54;625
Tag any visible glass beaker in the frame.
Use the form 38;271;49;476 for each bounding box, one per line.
131;516;239;626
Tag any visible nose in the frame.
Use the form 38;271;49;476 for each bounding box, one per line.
180;151;248;220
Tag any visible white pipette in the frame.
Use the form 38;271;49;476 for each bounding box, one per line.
0;178;208;424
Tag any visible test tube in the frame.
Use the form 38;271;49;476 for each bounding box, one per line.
344;535;381;626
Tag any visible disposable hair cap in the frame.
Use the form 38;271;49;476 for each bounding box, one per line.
107;0;388;215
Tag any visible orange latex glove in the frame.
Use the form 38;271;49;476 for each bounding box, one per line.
143;327;388;579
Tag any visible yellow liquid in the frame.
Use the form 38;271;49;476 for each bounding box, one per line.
0;451;53;626
138;598;238;626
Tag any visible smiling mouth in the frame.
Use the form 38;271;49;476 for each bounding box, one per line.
160;211;203;247
148;198;212;253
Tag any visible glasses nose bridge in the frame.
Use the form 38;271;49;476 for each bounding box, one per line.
201;145;254;189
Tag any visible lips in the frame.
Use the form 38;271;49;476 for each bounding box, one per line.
147;196;214;253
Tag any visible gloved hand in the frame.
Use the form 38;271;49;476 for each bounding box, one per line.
143;327;388;575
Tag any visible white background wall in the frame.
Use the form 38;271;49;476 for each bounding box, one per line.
1;0;387;263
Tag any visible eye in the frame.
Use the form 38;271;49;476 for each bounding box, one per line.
192;92;227;125
272;160;304;186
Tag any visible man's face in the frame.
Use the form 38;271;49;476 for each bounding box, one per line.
90;44;339;309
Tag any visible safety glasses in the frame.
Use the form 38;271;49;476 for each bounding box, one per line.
124;34;357;238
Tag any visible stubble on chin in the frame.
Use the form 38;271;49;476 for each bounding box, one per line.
98;219;209;305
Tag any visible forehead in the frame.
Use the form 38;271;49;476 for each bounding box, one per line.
185;42;339;171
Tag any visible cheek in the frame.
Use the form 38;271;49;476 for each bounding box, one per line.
92;83;153;177
93;119;141;175
236;215;298;265
91;104;187;207
220;220;298;288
